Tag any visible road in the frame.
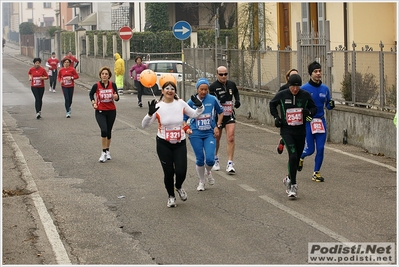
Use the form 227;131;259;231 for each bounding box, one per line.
2;45;397;265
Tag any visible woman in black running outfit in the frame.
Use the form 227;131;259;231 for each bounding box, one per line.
269;74;317;198
89;66;120;163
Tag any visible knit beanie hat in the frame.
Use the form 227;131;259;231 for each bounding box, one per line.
308;61;322;75
196;78;210;89
288;74;302;86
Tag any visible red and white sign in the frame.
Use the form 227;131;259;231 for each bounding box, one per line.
119;26;133;41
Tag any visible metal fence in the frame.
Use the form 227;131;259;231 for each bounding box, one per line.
183;42;397;111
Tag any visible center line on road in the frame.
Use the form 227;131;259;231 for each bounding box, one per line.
258;194;351;243
239;184;257;191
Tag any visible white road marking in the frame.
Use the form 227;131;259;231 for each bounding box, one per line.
238;184;257;191
4;127;72;265
259;195;351;243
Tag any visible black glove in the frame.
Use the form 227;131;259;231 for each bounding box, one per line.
148;99;159;116
191;95;203;107
234;100;241;109
303;109;312;122
274;117;282;128
329;100;335;109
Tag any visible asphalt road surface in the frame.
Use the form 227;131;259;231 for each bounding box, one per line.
2;46;397;265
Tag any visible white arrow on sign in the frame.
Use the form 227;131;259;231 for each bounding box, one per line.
174;26;190;35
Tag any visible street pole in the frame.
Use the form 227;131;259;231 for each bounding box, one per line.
215;7;219;73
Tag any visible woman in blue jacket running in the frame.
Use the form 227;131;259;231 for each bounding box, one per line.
184;78;224;191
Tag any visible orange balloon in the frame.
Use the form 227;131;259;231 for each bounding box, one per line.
140;69;157;88
159;74;177;88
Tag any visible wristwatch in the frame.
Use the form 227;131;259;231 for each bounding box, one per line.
217;124;223;129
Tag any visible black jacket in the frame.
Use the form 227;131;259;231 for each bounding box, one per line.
269;88;317;135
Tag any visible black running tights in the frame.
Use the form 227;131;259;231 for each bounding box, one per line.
156;137;187;198
280;134;306;185
31;87;44;113
95;109;116;139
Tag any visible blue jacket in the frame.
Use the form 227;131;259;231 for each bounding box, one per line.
301;80;333;118
184;94;224;138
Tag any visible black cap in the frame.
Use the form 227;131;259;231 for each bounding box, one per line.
288;74;302;86
308;61;321;75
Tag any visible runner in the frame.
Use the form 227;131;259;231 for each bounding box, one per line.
184;78;224;191
28;58;49;119
142;75;204;208
269;74;317;198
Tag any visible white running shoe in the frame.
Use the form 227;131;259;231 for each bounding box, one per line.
175;187;187;201
226;162;235;174
66;112;71;118
52;89;56;93
206;171;215;185
49;88;52;92
167;197;176;208
283;175;291;194
99;152;107;163
106;151;111;160
212;159;220;171
196;182;205;191
288;184;298;198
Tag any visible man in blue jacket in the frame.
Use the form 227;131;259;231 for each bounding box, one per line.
298;61;335;182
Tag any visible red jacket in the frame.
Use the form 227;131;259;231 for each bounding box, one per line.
28;66;48;88
46;57;60;71
58;67;79;88
62;55;79;68
95;81;118;111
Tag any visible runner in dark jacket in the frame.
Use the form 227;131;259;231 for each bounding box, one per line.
269;74;317;198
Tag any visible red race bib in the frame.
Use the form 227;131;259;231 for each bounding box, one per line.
310;118;325;134
286;108;303;126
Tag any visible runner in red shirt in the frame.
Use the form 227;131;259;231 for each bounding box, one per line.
89;66;120;163
62;51;79;69
46;52;60;92
58;58;79;118
28;57;49;119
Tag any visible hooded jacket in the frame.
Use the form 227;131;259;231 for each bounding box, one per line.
114;53;125;76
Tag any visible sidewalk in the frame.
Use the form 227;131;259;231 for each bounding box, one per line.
3;42;135;94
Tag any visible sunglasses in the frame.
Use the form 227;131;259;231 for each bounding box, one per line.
163;85;176;91
218;73;228;76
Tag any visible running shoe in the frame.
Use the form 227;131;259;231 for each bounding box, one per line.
138;102;143;108
283;175;291;194
277;139;284;154
106;151;111;160
197;182;205;191
167;197;176;208
175;187;187;201
36;112;41;119
212;158;220;171
288;184;298;198
52;89;56;93
206;171;215;185
49;88;52;92
312;171;324;182
66;112;71;118
297;158;304;171
226;161;235;174
99;152;107;163
118;90;123;95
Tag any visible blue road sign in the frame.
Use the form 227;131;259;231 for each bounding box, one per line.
173;21;192;41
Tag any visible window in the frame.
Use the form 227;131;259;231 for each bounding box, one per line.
43;2;51;8
28;19;33;23
301;3;325;35
27;2;33;9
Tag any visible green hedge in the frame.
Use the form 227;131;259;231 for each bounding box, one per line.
61;28;237;58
